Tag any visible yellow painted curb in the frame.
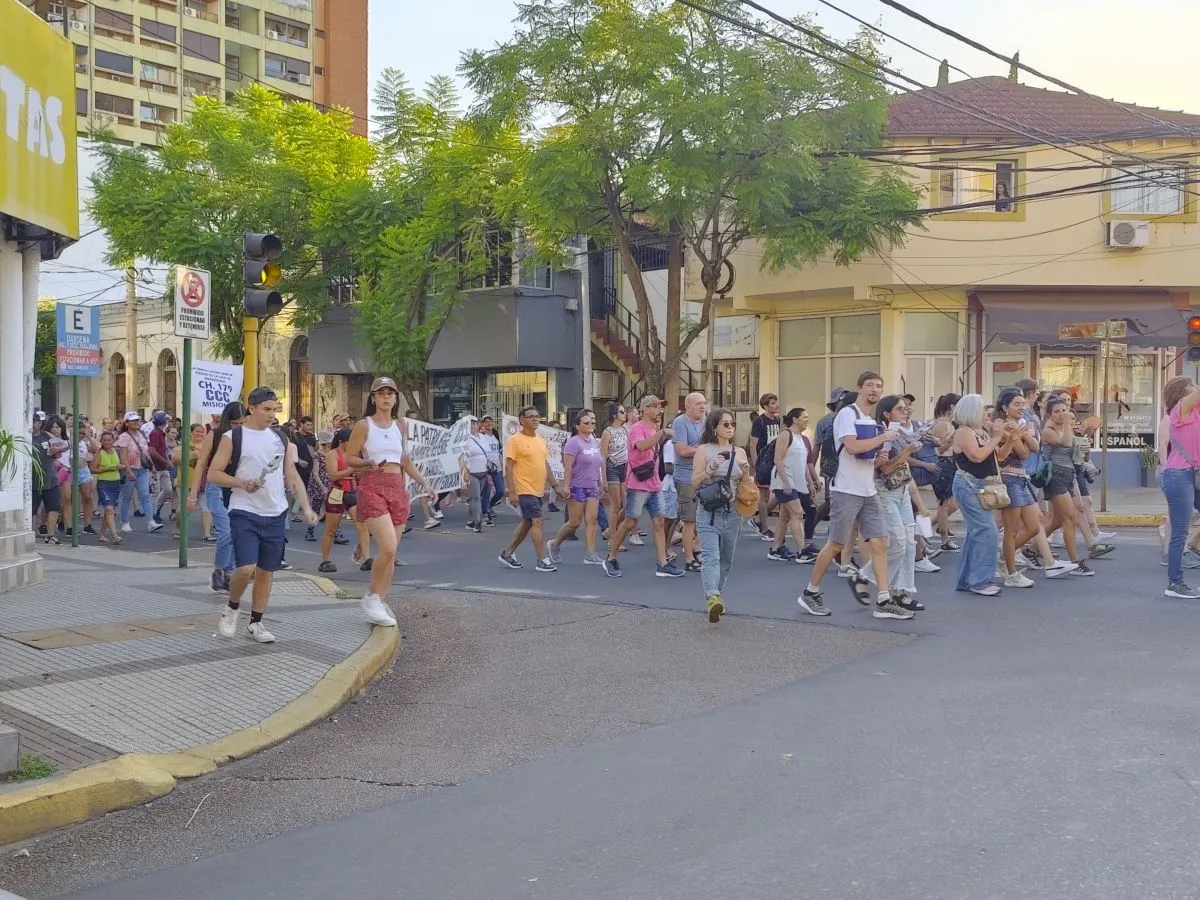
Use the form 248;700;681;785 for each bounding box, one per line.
0;612;398;846
1095;514;1163;527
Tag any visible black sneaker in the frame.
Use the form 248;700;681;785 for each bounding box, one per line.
498;551;522;569
484;515;495;527
795;549;819;564
304;527;316;541
1069;562;1094;576
210;569;226;594
318;560;337;573
797;588;830;616
535;558;557;573
941;538;962;552
1165;580;1200;599
43;535;61;545
83;524;97;535
134;510;144;518
759;527;775;542
656;562;685;578
38;525;47;535
767;546;794;562
333;532;350;545
279;561;294;571
603;558;622;578
873;597;915;620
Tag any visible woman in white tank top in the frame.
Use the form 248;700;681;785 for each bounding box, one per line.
345;376;433;629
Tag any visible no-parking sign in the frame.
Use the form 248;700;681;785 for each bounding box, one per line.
174;266;211;340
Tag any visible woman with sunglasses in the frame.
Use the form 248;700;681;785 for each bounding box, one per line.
547;409;605;566
600;403;630;543
691;408;754;623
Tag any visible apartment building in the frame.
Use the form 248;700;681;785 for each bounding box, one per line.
31;0;367;145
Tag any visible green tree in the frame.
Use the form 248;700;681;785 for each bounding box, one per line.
33;301;57;382
89;85;376;362
465;0;922;397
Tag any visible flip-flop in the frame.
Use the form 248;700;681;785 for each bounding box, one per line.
848;575;872;606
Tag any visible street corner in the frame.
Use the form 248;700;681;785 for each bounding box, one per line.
287;570;350;600
1094;513;1163;527
0;610;399;848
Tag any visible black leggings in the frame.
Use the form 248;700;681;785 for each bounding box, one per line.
799;491;816;540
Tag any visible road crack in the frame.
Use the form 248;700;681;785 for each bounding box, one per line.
504;609;625;633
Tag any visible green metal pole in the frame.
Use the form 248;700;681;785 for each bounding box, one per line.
179;338;191;568
71;377;80;548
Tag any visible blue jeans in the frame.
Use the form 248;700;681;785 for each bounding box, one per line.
119;469;151;528
951;471;1000;591
878;484;916;594
697;505;740;599
205;481;234;573
1161;468;1200;584
482;470;504;511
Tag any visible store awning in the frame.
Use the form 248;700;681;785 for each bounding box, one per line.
977;292;1189;348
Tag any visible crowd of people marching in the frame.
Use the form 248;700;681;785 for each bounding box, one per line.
29;363;1200;639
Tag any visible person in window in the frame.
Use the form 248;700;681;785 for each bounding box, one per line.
995;178;1012;213
1159;376;1200;598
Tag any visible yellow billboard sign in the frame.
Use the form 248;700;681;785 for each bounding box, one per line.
0;0;79;238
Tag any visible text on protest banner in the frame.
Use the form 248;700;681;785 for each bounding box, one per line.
191;361;244;415
403;416;472;500
501;416;568;480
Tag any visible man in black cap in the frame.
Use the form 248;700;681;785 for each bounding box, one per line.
812;387;847;526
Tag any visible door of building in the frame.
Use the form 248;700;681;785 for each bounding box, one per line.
902;355;958;422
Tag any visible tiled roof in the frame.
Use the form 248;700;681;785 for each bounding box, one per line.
887;76;1200;140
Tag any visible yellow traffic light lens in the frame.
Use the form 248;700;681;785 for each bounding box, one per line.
1190;333;1200;346
259;261;282;287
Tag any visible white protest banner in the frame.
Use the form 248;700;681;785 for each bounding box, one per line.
191;361;244;414
404;416;472;500
501;416;569;480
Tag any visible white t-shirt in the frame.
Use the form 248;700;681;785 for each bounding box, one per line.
226;427;289;517
466;433;490;474
832;404;883;497
661;440;676;493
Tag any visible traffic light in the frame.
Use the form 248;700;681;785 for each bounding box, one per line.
1189;315;1200;362
243;231;283;318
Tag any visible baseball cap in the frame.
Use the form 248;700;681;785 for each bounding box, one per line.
33;410;46;422
370;376;398;393
637;395;663;410
317;429;333;445
123;411;141;422
153;412;168;426
827;388;847;409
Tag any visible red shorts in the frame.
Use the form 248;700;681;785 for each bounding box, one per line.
356;471;410;525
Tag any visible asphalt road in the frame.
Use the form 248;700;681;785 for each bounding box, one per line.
5;507;1196;899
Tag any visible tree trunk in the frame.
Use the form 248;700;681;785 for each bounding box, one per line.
663;219;684;409
401;385;425;420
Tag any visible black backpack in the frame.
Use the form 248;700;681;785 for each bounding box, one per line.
221;426;288;507
754;437;777;485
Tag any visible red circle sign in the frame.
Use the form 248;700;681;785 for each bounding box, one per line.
180;272;206;308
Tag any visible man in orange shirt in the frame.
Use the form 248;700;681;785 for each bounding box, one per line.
498;406;566;573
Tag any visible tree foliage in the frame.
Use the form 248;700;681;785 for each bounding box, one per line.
89;86;375;362
465;0;923;397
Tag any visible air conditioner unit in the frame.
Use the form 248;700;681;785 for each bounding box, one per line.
75;62;87;73
150;83;164;92
70;19;88;32
184;6;198;16
93;111;119;126
296;73;311;85
592;370;620;399
227;1;239;8
266;29;283;40
1106;220;1150;248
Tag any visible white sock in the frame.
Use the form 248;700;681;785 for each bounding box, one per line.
806;583;818;594
877;590;890;603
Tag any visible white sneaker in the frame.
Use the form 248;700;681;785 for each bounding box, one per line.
247;621;276;643
629;534;645;546
1043;559;1078;578
1049;532;1064;548
1004;571;1035;589
836;563;858;579
423;519;441;530
217;605;239;638
914;557;941;573
120;523;132;533
432;509;445;520
148;520;164;532
361;592;396;627
1094;530;1116;541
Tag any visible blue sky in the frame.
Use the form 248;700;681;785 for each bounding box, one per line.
371;0;1200;115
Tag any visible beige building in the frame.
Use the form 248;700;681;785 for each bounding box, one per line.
706;74;1200;486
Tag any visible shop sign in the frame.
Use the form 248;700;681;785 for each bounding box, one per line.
1103;432;1155;450
0;0;79;238
1058;321;1127;341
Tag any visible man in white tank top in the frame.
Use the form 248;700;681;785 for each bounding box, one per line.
207;386;319;643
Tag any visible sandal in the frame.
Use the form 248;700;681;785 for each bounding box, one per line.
360;558;374;571
847;575;872;606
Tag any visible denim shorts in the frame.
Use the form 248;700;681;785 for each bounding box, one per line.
605;460;626;485
774;489;803;504
932;457;956;503
1074;464;1090;497
1001;473;1036;508
517;494;543;520
229;509;287;572
1045;464;1076;499
625;488;665;519
661;489;679;520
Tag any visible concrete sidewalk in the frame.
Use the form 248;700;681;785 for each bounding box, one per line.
0;545;397;845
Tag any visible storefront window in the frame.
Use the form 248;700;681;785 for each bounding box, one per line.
431;374;476;425
904;312;961;353
1039;354;1096;415
1100;350;1156;448
778;315;880;434
713;359;759;410
482;371;548;419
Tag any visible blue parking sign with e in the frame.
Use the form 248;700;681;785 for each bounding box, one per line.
55;304;102;377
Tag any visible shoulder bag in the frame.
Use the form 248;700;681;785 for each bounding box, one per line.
978;450;1011;510
696;449;737;517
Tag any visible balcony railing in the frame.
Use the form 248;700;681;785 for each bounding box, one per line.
183;4;218;22
141;68;178;87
